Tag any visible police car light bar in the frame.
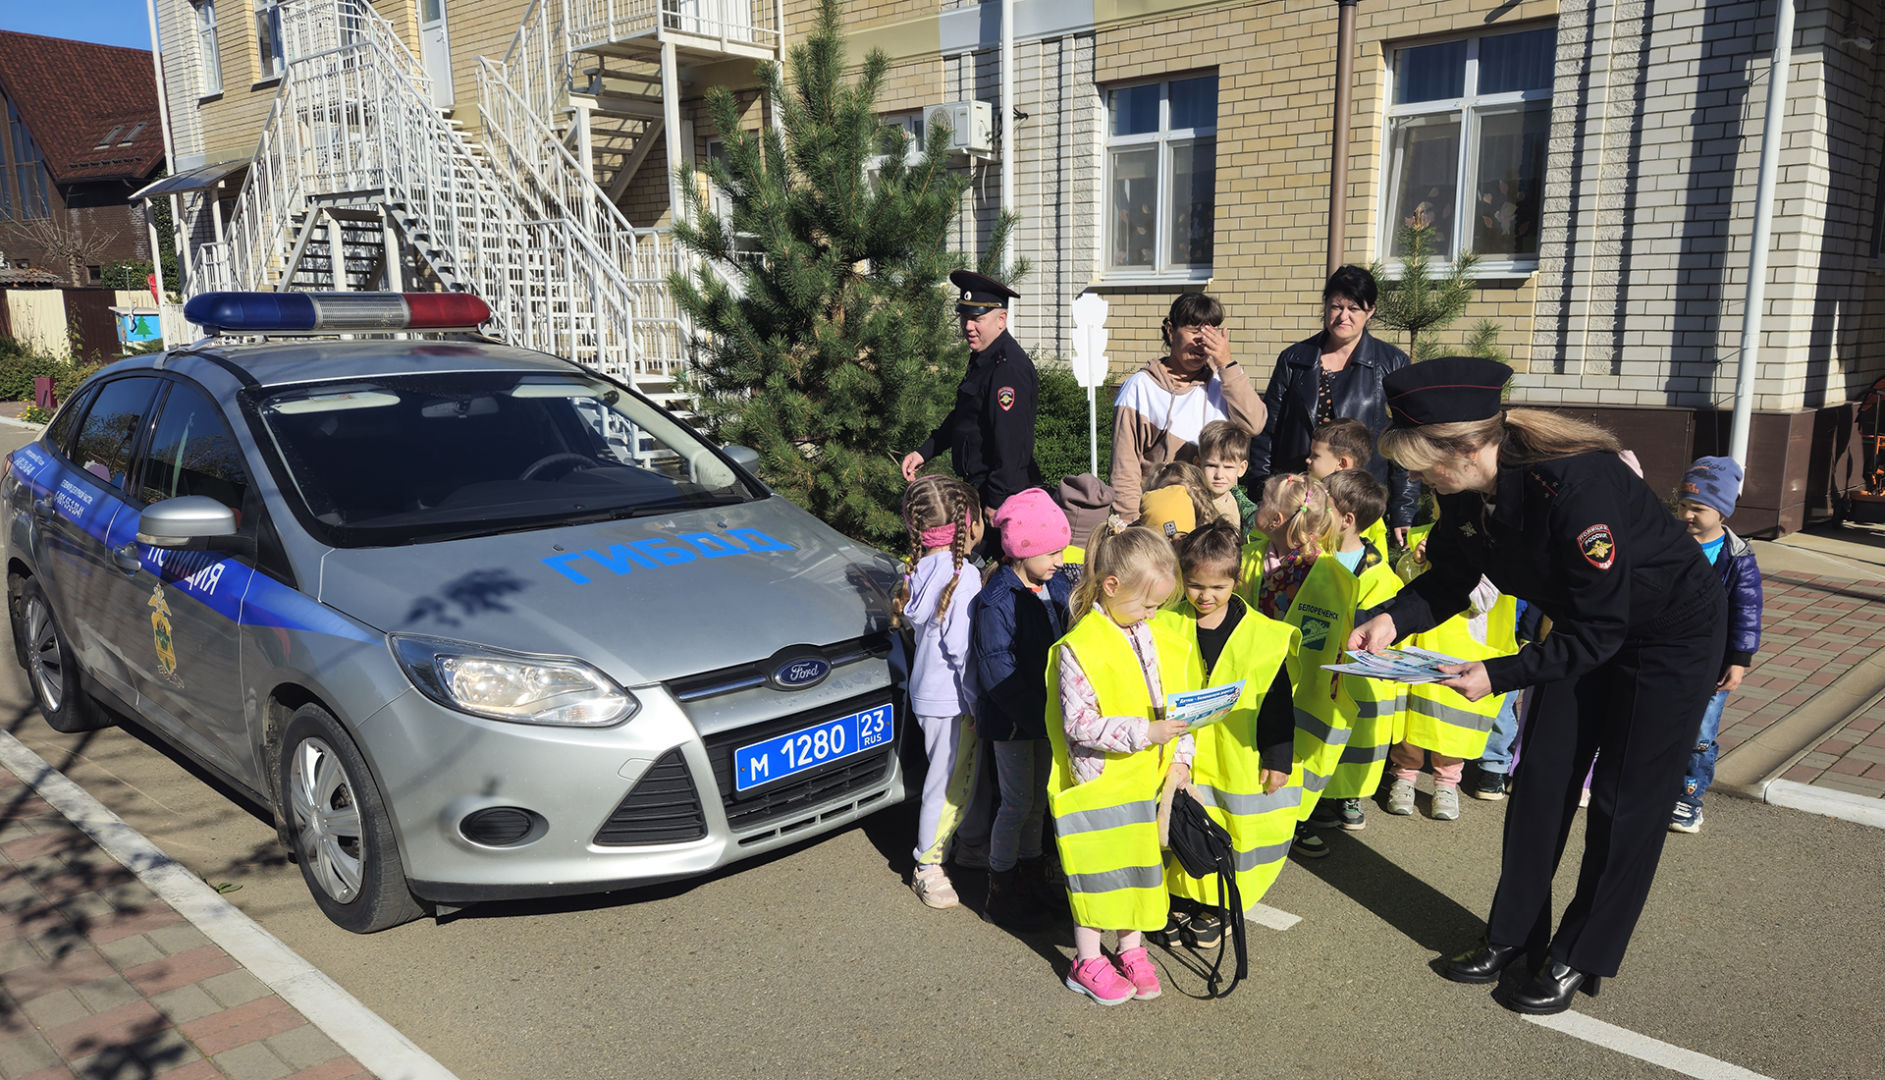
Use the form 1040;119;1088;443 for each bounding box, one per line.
183;292;491;335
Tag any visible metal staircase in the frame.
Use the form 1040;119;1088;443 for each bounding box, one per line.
190;0;698;402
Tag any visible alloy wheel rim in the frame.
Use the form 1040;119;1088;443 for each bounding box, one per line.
23;598;62;711
288;736;365;903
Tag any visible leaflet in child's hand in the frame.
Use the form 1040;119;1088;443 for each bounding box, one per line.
1167;682;1245;731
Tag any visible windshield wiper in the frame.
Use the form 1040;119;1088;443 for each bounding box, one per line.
410;495;747;544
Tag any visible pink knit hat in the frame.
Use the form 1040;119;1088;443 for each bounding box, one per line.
992;488;1073;559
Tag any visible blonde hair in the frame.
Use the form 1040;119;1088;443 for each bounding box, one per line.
893;475;981;626
1069;522;1182;627
1148;460;1220;524
1257;473;1341;558
1378;410;1622;473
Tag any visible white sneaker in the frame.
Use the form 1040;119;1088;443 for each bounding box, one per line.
911;863;959;908
1431;785;1461;822
1385;779;1417;816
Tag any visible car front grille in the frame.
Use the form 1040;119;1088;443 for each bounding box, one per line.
699;692;898;836
663;631;891;702
592;749;708;846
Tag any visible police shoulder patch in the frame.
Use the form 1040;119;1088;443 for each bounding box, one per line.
1578;524;1616;570
996;386;1016;411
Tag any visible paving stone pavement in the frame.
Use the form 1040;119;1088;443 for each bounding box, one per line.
0;770;375;1080
1715;569;1885;799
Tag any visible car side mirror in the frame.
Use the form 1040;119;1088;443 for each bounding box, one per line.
138;496;242;551
723;445;761;471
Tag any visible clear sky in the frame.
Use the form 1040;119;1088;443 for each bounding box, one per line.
0;0;156;51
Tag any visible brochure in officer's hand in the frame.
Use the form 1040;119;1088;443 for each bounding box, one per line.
1167;681;1245;731
1323;645;1466;684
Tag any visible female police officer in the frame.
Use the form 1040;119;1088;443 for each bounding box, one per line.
1348;357;1725;1015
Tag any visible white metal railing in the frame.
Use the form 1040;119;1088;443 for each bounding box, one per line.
197;0;690;385
569;0;779;52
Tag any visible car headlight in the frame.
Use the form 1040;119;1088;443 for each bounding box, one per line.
389;634;638;727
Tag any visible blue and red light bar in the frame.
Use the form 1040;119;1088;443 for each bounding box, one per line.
184;292;491;335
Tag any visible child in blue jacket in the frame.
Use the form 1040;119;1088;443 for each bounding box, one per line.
1671;457;1763;834
968;488;1074;926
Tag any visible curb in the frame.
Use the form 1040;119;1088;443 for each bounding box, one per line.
0;414;45;432
1761;779;1885;829
0;728;461;1080
1715;648;1885;809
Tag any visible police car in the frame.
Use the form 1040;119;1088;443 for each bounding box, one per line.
2;292;904;932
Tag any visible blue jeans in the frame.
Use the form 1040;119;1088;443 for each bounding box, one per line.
1476;689;1524;774
1677;689;1729;810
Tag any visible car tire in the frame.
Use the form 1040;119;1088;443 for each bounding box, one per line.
15;578;110;734
278;704;424;933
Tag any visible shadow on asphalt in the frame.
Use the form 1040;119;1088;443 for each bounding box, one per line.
1293;820;1489;959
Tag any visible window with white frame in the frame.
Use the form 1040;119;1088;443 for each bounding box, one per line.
1381;26;1554;268
254;0;284;80
1104;72;1217;277
197;2;222;95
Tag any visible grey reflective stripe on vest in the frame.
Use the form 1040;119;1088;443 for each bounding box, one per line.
1066;863;1166;893
1351;695;1396;720
1339;742;1390;765
1232;839;1293;873
1301;769;1332;795
1193;783;1305;816
1055;799;1159;837
1295;709;1353;747
1408;694;1498;732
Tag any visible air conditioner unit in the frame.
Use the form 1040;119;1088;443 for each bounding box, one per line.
923;100;996;158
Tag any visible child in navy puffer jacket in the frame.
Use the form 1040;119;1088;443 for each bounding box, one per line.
1670;457;1763;834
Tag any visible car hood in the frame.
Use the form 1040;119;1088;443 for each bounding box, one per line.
315;496;900;687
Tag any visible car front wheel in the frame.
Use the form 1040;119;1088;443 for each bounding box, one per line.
278;704;423;933
15;578;109;734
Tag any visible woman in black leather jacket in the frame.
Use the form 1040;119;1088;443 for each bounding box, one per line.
1248;266;1417;543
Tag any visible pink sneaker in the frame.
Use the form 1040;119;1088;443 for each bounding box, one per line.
1114;946;1162;1000
1065;956;1134;1005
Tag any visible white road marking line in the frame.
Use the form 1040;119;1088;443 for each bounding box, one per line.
1245;903;1301;931
0;730;461;1080
1524;1011;1778;1080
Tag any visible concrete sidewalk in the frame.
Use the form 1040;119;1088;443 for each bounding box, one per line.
0;767;375;1080
1714;520;1885;820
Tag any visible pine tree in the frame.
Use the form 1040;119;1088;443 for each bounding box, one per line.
1369;211;1479;360
668;0;1023;547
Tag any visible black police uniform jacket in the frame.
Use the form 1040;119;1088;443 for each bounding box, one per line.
916;330;1043;508
1365;451;1722;694
1249;330;1418;530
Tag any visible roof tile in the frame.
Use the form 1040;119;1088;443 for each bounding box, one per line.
0;30;163;184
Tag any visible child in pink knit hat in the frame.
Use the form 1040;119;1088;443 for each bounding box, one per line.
965;488;1073;928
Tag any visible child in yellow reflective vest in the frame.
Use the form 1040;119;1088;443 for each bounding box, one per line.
1307;418;1390;556
1046;523;1193;1006
1155;521;1300;949
1237;473;1349;860
1389;525;1518;821
1309;469;1404;833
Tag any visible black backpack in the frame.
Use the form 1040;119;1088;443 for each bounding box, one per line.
1165;787;1248;997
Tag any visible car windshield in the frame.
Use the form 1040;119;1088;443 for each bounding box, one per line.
254;371;761;547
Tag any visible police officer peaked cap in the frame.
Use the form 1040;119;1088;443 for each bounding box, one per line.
1383;356;1513;429
951;269;1019;314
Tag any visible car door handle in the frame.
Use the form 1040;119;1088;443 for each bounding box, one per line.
112;543;143;574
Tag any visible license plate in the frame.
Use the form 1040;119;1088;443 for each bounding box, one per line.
733;704;893;792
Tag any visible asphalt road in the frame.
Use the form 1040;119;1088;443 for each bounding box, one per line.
2;426;1881;1080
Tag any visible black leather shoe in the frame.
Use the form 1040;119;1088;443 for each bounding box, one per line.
1499;959;1602;1015
1442;943;1527;984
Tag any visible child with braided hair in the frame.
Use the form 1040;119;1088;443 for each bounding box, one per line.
895;475;985;909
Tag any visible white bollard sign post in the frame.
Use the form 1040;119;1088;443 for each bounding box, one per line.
1069;293;1110;477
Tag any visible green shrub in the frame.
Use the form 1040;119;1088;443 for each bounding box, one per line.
0;337;101;403
1033;364;1116;491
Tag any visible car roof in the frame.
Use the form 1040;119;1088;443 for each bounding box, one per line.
154;338;582;389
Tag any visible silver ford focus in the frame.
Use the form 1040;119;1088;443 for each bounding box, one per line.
2;292;904;932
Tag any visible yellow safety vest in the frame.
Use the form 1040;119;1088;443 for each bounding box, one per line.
1063;543;1087;567
1154;604;1303;909
1236;536;1268;601
1325;557;1404;800
1398;594;1518;760
1363;516;1389;558
1045;611;1195;931
1395;522;1436;585
1242;556;1358;822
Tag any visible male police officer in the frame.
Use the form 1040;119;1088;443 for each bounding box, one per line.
901;271;1043;543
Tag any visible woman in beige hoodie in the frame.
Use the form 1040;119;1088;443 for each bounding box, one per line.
1107;293;1266;518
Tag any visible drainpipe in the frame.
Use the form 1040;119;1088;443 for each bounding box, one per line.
1000;0;1015;334
1729;0;1795;466
661;40;684;225
1327;0;1358;277
145;0;180;342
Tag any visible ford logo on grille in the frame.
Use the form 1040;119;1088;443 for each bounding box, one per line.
772;657;830;690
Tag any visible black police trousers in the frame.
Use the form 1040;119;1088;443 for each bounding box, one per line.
1486;592;1727;978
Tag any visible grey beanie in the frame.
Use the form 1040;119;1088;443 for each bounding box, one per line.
1054;474;1115;544
1679;456;1742;518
